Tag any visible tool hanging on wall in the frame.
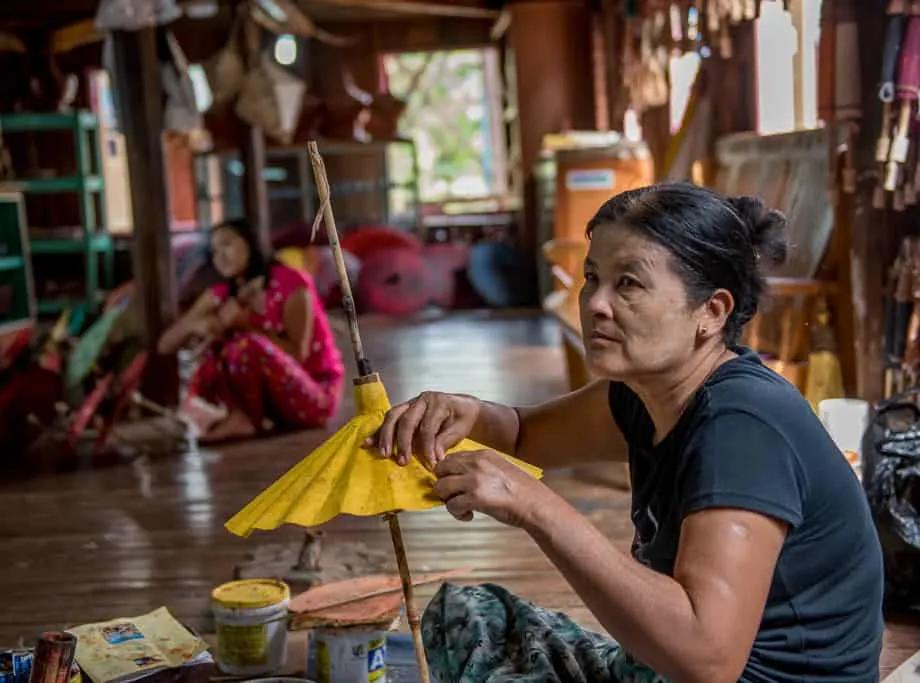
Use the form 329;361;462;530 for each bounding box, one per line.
902;242;920;388
886;16;920;193
874;14;906;209
902;117;919;207
889;239;916;396
836;0;861;195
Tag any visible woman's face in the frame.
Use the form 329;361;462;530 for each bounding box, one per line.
211;227;251;280
578;224;706;381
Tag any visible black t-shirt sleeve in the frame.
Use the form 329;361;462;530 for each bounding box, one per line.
679;411;807;528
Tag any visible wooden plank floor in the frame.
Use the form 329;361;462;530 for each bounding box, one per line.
1;310;917;677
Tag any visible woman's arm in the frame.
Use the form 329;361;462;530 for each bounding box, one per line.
157;291;221;355
272;287;313;362
375;379;628;470
523;495;785;683
471;380;627;468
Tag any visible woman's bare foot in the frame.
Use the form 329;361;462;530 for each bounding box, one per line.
179;397;228;437
200;410;257;444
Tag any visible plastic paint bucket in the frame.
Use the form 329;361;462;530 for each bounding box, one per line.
314;629;387;683
212;579;291;676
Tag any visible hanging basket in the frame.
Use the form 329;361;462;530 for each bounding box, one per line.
234;58;306;146
202;17;245;108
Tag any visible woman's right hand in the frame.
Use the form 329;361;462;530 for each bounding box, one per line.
367;392;481;468
189;315;222;339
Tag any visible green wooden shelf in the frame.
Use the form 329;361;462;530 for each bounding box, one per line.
0;111;98;132
0;109;113;315
31;233;111;255
0;193;36;330
0;175;103;194
0;255;24;272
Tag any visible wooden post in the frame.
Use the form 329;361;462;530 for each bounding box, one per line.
848;0;899;402
507;0;597;251
239;5;271;255
239;126;271;255
711;22;759;137
110;27;178;405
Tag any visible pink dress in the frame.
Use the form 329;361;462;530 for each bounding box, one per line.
189;263;345;429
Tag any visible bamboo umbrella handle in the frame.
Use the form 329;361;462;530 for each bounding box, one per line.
306;140;373;377
385;512;431;682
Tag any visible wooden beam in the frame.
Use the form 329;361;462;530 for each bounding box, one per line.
490;7;512;40
848;0;897;401
238;6;272;254
51;19;103;53
239;126;271;254
110;27;178;405
305;0;500;19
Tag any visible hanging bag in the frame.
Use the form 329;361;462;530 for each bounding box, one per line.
862;387;920;612
203;15;245;108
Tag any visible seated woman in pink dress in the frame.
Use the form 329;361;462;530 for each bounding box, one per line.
158;218;345;442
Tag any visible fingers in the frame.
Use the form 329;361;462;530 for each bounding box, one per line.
370;402;411;458
367;393;471;468
433;450;480;477
418;404;451;467
395;400;427;466
433;418;470;462
444;493;475;522
433;468;471;500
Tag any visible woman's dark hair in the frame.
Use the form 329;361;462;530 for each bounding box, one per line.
211;217;275;297
585;182;787;345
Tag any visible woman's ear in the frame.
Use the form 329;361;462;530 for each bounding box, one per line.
701;289;734;338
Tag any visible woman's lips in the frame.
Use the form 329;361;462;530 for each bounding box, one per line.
588;331;619;346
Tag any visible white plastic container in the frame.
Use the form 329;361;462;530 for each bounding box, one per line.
314;628;387;683
818;398;870;472
212;579;291;676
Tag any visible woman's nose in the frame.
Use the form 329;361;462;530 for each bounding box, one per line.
582;285;614;319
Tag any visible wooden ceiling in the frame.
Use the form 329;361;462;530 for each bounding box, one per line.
0;0;500;30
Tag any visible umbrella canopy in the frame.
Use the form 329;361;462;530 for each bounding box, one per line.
65;300;129;389
226;374;542;536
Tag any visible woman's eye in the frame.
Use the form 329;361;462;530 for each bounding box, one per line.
617;275;640;289
583;271;598;283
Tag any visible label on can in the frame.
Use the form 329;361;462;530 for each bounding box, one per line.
316;633;387;683
215;623;268;668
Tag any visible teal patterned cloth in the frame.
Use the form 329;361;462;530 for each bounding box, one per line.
421;583;669;682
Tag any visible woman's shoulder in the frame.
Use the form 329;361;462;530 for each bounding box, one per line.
703;347;807;415
270;262;314;292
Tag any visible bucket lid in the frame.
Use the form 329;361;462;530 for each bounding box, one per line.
212;579;291;609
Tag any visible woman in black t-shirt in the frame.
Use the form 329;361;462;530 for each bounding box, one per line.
369;182;884;683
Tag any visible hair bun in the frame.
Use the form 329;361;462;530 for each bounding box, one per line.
728;195;788;267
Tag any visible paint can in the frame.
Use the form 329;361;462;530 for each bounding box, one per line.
1;650;34;683
212;579;291;676
28;633;76;683
314;628;387;683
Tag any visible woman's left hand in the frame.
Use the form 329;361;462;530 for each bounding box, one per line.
433;450;552;528
218;299;249;330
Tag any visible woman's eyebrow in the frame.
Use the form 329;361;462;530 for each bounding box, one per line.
621;258;654;274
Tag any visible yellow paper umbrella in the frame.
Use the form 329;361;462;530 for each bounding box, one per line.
226;375;541;535
225;141;543;683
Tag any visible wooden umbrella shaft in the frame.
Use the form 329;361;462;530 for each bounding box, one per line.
306;140;428;679
306;140;373;377
386;512;431;682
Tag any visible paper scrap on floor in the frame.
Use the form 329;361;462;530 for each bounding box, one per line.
67;607;211;683
883;649;920;683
